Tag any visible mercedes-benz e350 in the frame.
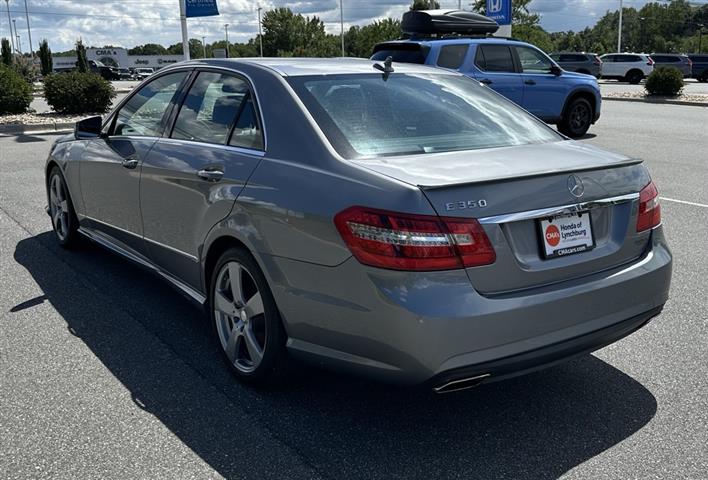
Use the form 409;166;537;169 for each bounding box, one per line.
45;58;671;392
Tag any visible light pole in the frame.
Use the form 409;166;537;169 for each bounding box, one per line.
339;0;344;57
13;18;21;54
617;0;623;53
178;0;189;61
224;23;229;58
201;36;206;58
23;0;31;56
699;24;704;54
4;0;16;54
257;6;263;57
639;17;645;52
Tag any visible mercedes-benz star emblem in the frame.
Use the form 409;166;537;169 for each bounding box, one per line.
567;174;585;198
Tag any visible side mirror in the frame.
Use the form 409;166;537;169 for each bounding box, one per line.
75;116;104;139
550;64;563;76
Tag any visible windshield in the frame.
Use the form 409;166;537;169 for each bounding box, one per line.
288;73;561;159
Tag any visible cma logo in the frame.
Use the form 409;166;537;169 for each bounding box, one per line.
488;0;503;14
96;50;117;56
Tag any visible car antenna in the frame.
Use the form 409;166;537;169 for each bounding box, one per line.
373;56;394;81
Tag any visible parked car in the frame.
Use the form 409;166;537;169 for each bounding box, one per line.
134;67;155;80
116;68;135;80
650;53;692;78
549;52;602;78
599;53;654;84
688;54;708;82
88;60;120;81
45;58;671;391
372;10;602;138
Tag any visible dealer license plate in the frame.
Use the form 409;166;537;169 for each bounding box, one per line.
538;212;595;259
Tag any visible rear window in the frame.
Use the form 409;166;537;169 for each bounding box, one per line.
371;44;429;64
288;73;560;159
475;45;516;73
559;54;587;62
689;55;708;62
436;45;469;70
652;55;679;62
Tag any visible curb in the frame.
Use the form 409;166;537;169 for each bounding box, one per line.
0;122;75;135
602;96;707;107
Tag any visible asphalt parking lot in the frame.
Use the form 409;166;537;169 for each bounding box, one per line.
599;78;708;95
1;100;707;479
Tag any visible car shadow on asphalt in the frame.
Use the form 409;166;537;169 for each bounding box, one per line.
14;232;658;480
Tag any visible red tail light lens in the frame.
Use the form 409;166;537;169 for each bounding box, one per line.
687;58;693;67
636;181;661;232
647;57;655;66
334;207;496;271
594;56;602;65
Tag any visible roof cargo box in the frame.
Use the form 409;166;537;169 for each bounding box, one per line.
402;9;499;36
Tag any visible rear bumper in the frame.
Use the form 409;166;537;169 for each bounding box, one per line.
428;304;662;391
267;227;671;386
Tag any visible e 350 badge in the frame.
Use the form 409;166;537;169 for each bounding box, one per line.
445;199;488;211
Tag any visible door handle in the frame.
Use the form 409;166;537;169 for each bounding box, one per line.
524;79;536;85
197;168;224;182
479;78;493;85
122;157;139;169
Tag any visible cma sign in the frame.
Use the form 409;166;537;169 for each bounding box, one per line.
486;0;511;25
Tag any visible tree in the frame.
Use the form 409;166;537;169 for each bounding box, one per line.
127;43;168;55
166;39;203;58
38;39;53;75
261;8;336;57
1;38;11;66
410;0;440;10
75;39;89;72
351;19;402;57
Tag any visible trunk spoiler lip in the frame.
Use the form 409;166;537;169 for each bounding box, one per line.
415;158;644;190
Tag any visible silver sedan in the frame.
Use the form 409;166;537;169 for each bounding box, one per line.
45;58;671;392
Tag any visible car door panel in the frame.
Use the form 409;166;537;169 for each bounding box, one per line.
471;44;524;105
80;136;156;253
514;46;568;121
140;70;265;290
78;70;191;255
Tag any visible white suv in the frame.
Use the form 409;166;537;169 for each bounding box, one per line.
599;53;654;84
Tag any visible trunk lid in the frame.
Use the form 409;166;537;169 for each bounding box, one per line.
353;141;652;294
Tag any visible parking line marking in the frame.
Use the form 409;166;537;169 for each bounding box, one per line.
660;197;708;209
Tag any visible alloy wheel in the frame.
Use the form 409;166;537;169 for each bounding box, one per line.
213;261;267;373
49;174;70;241
569;103;590;134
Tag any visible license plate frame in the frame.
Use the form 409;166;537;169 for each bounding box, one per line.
538;211;595;259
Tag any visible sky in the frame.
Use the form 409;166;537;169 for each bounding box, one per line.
0;0;692;52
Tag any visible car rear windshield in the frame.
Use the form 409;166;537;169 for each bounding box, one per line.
371;45;429;64
288;73;561;159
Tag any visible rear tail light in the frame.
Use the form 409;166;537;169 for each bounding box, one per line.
334;206;496;271
687;58;693;66
647;57;655;66
636;181;661;232
594;56;602;65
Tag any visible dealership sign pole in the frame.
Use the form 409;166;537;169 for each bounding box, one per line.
486;0;511;38
182;0;220;61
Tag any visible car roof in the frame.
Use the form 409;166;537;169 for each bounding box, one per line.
177;57;459;77
378;37;533;48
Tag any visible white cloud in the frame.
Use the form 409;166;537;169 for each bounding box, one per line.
1;0;652;52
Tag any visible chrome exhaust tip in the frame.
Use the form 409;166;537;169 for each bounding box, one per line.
433;373;490;394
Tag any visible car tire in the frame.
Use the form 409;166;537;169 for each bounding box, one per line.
559;97;593;138
48;167;80;248
209;247;289;385
625;70;643;84
700;71;708;83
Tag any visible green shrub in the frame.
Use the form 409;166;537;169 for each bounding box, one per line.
0;64;32;114
645;66;684;96
43;71;116;114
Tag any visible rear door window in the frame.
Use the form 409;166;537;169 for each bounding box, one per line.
171;71;263;150
436;45;469;70
475;45;516;73
371;45;429;64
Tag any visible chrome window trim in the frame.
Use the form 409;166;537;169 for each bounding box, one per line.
156;137;266;158
478;192;639;225
84;215;199;261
